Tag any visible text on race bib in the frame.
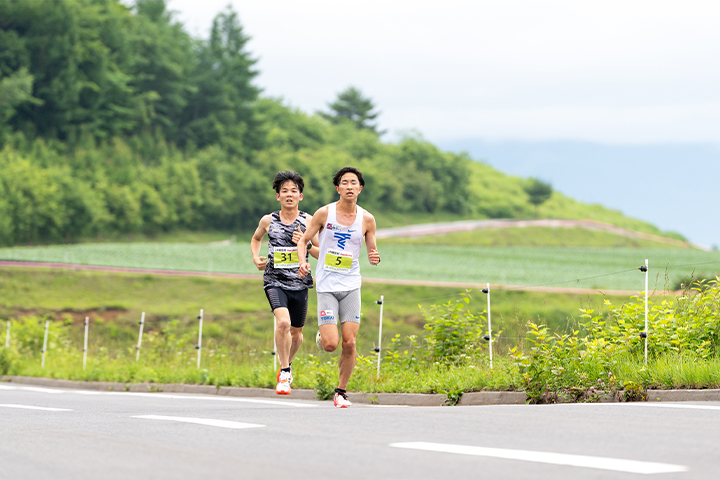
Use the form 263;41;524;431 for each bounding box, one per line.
324;248;353;273
273;246;299;269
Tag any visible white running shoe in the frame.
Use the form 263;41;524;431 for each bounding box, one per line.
333;391;352;408
276;367;293;384
276;370;292;395
315;330;323;351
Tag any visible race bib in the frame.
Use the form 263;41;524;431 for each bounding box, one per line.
273;246;299;269
324;248;353;273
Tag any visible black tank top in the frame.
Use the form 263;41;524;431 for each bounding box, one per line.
263;211;313;291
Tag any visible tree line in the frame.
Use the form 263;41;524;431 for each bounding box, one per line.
0;0;535;246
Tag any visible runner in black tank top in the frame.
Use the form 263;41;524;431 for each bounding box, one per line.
251;171;320;395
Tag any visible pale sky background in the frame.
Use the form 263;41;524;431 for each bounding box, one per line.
166;0;720;248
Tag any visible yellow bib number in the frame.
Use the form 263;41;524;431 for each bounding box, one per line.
274;247;299;269
324;248;353;273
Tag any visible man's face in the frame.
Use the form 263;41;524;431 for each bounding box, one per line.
336;173;363;199
276;181;303;207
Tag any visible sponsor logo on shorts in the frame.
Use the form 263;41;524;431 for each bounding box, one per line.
320;309;334;321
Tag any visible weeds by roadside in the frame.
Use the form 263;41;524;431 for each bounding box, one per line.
2;280;720;404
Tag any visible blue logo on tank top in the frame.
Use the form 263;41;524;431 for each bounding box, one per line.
334;232;352;249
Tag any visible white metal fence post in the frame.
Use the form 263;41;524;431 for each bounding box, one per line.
41;320;49;368
486;283;493;368
375;295;384;380
136;312;145;362
272;315;277;372
644;259;649;366
196;309;204;369
83;316;89;370
482;283;493;368
5;321;9;348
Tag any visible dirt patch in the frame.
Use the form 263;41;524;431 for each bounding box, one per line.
0;307;128;325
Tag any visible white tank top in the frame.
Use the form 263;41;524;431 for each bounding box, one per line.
315;202;364;293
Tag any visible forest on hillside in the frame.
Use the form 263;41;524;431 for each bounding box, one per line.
0;0;675;247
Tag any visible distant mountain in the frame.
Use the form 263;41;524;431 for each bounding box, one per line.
436;139;720;249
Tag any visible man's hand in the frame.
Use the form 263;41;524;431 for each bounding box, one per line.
368;248;380;266
298;261;311;278
254;256;268;271
291;226;303;245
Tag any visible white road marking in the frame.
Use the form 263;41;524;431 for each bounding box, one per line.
390;442;688;475
1;384;317;407
635;403;720;412
0;404;72;411
132;415;264;429
73;390;317;407
361;404;409;408
561;402;720;412
5;386;63;394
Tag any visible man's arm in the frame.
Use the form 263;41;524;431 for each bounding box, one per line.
364;212;380;266
250;215;271;271
298;207;328;278
291;214;321;259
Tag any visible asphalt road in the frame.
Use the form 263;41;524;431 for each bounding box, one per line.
1;383;718;479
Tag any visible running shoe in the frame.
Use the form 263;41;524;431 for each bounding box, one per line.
333;391;352;408
316;330;323;351
276;370;292;395
276;367;293;383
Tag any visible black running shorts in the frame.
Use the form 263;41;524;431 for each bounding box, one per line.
264;287;309;328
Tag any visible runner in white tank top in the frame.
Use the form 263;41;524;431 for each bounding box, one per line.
297;167;381;408
314;202;364;293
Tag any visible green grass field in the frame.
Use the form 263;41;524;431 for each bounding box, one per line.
379;226;686;248
1;241;718;291
0;267;651;358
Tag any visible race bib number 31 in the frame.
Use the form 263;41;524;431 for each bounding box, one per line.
274;247;299;269
324;248;353;273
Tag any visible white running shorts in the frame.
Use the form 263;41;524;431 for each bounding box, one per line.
317;289;361;326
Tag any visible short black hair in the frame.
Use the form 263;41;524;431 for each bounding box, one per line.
273;171;304;193
333;166;365;187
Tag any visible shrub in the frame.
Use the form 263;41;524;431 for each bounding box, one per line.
511;279;720;402
421;294;487;365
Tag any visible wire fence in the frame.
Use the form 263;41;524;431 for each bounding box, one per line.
2;257;720;375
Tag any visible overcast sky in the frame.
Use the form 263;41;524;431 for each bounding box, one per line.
166;0;720;247
169;0;720;144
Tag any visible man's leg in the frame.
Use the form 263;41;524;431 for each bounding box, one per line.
338;321;359;390
289;327;303;363
286;288;307;363
318;324;339;351
266;288;293;369
337;288;362;390
317;292;340;352
274;307;292;369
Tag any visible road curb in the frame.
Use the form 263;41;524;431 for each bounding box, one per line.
348;392;448;406
458;391;527;406
5;376;720;406
2;375;515;406
647;389;720;402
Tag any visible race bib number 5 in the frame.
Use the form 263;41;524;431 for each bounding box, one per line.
324;248;353;273
273;247;299;269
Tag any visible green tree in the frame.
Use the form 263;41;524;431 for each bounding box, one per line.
524;178;553;217
182;5;260;153
320;86;383;134
130;0;196;141
0;68;43;143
